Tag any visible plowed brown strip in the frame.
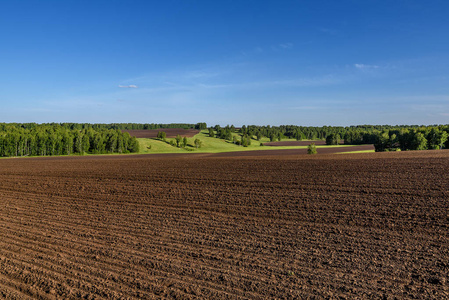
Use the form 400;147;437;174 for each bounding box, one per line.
263;140;327;146
123;128;200;138
210;144;375;157
0;150;448;298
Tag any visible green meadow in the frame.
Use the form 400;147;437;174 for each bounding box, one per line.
137;130;360;154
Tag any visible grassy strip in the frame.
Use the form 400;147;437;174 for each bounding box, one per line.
337;150;375;154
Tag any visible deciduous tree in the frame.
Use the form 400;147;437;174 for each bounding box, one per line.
307;143;317;154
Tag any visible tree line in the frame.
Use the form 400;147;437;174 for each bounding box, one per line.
208;124;419;143
0;124;139;157
0;122;207;131
206;124;449;152
372;127;448;152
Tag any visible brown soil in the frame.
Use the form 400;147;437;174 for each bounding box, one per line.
263;140;327;146
211;145;374;157
123;128;200;138
0;150;448;299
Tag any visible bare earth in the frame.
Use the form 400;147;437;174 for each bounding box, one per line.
211;145;374;157
0;150;448;299
263;140;328;146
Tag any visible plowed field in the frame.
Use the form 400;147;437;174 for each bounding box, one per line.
263;140;327;146
0;151;448;299
123;128;200;138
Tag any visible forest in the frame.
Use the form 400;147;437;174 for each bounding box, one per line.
0;123;140;157
0;122;206;131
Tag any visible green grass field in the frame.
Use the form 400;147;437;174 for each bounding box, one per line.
137;130;362;155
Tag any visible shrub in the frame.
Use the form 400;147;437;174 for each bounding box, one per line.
194;138;202;149
307;143;317;154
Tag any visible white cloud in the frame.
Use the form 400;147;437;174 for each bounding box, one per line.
118;85;138;88
354;64;379;70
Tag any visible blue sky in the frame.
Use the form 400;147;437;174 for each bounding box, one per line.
1;0;448;126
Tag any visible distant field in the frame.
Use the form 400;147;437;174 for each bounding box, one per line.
123;128;200;138
263;140;327;146
133;129;374;155
205;144;375;157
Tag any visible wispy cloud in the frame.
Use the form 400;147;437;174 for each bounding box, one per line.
279;43;293;49
118;85;138;88
183;70;220;79
271;43;294;51
118;65;347;99
354;64;379;70
121;66;229;87
188;74;344;90
270;74;344;87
